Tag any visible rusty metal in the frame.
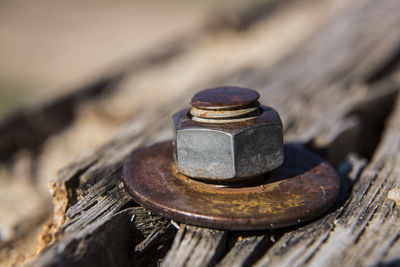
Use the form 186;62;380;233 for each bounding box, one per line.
174;105;283;181
190;106;259;118
175;86;283;180
123;86;339;230
191;86;260;110
123;141;340;230
190;106;260;123
189;87;261;123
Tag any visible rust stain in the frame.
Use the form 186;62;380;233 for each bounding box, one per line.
122;140;340;230
191;86;260;110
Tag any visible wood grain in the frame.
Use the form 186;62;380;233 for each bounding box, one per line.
0;0;399;266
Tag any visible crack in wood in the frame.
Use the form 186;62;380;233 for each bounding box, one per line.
2;0;400;265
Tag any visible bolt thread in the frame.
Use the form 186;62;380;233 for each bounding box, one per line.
190;103;261;123
190;86;261;123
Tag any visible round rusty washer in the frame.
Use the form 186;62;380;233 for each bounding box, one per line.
191;86;260;110
123;141;340;230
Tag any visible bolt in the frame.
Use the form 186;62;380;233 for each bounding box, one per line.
123;86;340;230
173;86;284;182
190;87;261;123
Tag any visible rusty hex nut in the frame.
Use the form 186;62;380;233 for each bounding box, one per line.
173;87;284;182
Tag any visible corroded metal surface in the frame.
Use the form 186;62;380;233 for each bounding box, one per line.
190;106;259;119
189;105;260;123
176;86;283;180
191;86;260;110
123;141;340;230
174;106;283;181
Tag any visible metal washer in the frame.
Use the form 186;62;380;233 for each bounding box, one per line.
123;141;340;230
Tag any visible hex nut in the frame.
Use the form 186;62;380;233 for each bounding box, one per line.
173;106;284;181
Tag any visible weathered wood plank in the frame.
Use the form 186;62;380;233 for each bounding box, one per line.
162;225;227;267
22;0;400;265
254;92;400;266
161;0;400;265
225;0;400;162
216;235;273;267
252;154;367;266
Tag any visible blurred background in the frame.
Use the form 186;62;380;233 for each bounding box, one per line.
0;0;213;115
1;1;211;265
0;0;383;265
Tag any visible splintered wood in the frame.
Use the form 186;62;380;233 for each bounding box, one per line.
0;0;399;266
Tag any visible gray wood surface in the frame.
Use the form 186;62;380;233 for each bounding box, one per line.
0;0;399;266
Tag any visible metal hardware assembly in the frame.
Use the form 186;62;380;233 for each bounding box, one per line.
175;86;284;181
123;86;340;230
189;87;261;123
